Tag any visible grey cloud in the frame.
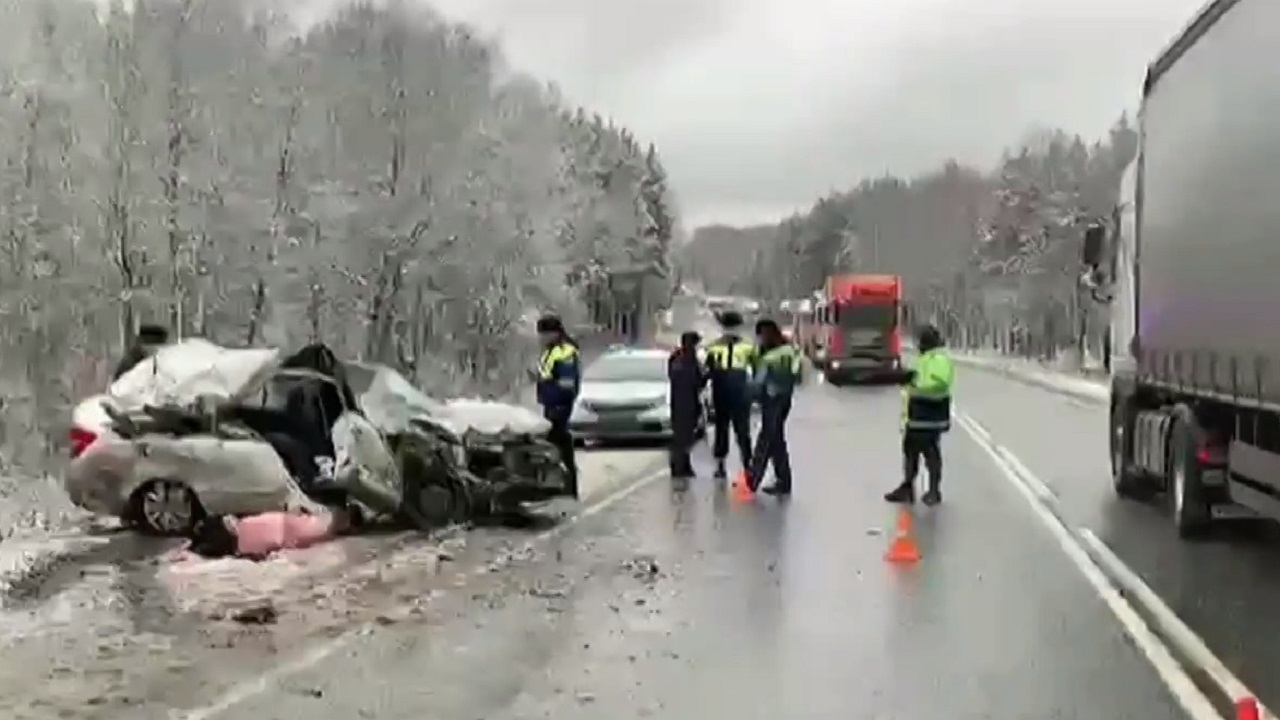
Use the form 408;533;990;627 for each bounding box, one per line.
417;0;1212;226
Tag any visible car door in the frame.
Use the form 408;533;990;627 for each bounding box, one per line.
331;408;401;515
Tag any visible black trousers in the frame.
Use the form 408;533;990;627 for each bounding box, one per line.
546;411;578;497
668;402;700;476
748;396;792;489
712;401;752;465
902;430;942;489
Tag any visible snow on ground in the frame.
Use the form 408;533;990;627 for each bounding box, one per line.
950;349;1109;403
0;474;88;537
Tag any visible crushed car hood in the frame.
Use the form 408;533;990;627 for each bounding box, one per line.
355;364;449;436
442;399;550;438
353;363;550;439
110;339;281;411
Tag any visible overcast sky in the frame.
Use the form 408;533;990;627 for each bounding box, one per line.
423;0;1208;229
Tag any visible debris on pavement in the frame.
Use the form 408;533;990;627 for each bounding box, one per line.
231;602;278;625
623;555;663;584
0;445;665;719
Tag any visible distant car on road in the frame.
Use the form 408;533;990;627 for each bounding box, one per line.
570;347;708;446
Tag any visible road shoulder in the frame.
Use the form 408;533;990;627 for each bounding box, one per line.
0;447;666;720
951;350;1108;404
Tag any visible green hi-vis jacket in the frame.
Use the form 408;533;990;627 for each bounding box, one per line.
902;348;954;432
754;343;802;401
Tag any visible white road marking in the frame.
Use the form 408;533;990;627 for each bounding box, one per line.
173;464;670;720
995;445;1058;500
956;412;1223;720
962;410;1273;717
960;417;1056;501
1078;528;1275;720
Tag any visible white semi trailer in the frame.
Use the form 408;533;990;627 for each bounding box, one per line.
1083;0;1280;536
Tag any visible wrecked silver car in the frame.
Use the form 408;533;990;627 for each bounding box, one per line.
65;340;572;536
346;362;571;514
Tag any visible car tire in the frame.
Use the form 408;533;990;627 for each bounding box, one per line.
1168;405;1212;538
398;445;470;530
130;479;205;536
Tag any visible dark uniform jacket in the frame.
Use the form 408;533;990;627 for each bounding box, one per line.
537;340;581;418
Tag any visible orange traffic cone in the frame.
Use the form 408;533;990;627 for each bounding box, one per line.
884;508;922;564
732;472;755;502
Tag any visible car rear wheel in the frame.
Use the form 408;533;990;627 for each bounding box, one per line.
131;479;204;536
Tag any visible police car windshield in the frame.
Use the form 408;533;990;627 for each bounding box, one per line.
585;354;667;382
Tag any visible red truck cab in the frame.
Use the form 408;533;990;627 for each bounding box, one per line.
817;274;902;385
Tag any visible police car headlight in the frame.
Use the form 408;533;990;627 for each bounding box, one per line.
571;402;595;422
639;405;670;421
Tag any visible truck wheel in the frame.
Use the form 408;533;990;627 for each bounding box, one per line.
1110;400;1150;499
1168;406;1211;538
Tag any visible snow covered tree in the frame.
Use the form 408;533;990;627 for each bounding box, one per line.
0;0;680;491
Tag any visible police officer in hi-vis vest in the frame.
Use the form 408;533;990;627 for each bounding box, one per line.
536;314;582;498
704;310;757;479
884;324;955;506
744;318;802;495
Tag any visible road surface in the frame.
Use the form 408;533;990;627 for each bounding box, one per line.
0;448;665;720
154;379;1202;720
959;364;1280;714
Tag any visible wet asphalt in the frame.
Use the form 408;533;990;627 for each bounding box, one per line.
180;380;1191;720
959;366;1280;713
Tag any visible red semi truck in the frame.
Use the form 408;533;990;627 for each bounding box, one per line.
813;274;903;385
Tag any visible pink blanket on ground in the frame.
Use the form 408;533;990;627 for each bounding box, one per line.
235;512;337;558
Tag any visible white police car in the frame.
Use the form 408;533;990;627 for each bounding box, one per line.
570;347;707;445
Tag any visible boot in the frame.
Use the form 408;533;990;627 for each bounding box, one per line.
922;479;941;506
883;481;915;504
763;483;791;496
713;459;727;479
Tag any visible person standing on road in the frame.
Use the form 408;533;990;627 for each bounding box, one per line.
745;318;801;495
536;314;582;498
667;330;706;478
704;311;756;479
884;324;954;506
